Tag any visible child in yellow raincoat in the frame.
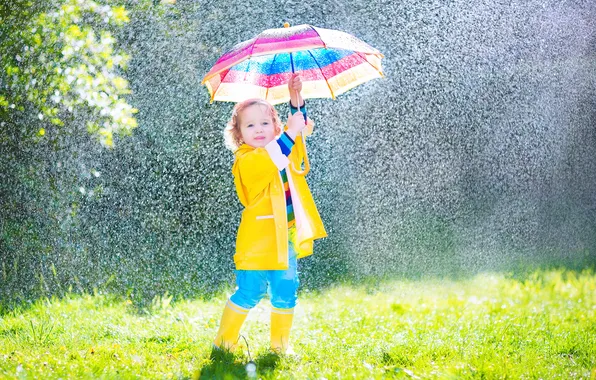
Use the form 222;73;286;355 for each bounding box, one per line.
213;74;327;354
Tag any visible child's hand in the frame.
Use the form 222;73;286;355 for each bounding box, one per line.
288;73;303;94
286;111;306;140
304;117;315;136
288;74;304;110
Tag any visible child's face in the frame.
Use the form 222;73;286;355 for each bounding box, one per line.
238;104;277;148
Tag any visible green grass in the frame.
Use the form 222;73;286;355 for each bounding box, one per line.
1;269;595;379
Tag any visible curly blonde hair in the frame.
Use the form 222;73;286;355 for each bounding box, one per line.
223;98;283;152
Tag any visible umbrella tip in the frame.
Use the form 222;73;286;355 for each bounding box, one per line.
284;22;290;28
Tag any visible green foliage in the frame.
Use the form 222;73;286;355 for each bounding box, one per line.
0;0;137;147
0;269;594;378
0;0;216;313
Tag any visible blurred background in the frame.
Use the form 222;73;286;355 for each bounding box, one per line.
1;0;595;310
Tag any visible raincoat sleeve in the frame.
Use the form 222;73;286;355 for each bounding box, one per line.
233;149;278;207
289;100;314;137
233;135;295;206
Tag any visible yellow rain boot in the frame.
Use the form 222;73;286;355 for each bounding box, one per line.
213;300;249;351
270;307;294;354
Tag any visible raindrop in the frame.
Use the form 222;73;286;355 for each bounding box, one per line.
245;361;257;378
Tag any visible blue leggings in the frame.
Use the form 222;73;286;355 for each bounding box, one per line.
230;227;299;309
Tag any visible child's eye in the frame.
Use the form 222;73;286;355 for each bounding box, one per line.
263;122;269;125
247;124;253;128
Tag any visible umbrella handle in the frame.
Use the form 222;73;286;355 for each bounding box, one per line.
290;133;310;176
289;51;310;176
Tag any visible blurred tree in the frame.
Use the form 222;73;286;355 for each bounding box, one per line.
0;0;138;148
0;0;144;310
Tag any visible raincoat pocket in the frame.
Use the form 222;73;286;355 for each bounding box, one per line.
236;216;276;254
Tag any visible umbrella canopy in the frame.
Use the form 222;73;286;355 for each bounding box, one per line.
201;24;384;105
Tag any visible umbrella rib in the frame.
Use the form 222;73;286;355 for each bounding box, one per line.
355;51;385;77
265;53;279;102
212;69;234;101
242;34;262;90
306;50;336;99
248;33;261;58
309;25;328;49
242;59;252;84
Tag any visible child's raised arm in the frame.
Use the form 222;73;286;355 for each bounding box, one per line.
287;74;314;137
288;73;304;110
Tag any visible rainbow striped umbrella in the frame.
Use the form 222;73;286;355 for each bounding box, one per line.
201;23;384;105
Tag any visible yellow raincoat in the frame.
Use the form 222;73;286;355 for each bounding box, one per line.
232;125;327;270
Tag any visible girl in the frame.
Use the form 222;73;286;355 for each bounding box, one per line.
213;74;327;354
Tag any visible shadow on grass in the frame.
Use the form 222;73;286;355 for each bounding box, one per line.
197;349;282;379
198;348;246;379
254;351;282;376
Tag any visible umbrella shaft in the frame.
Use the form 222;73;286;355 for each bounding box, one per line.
289;52;302;115
289;52;309;177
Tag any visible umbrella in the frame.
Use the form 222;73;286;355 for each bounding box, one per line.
202;23;384;175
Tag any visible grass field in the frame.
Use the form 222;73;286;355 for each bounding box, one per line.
1;269;595;379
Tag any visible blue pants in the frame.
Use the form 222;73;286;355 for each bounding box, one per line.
230;227;299;309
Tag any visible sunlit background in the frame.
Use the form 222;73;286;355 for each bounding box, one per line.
1;0;595;309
